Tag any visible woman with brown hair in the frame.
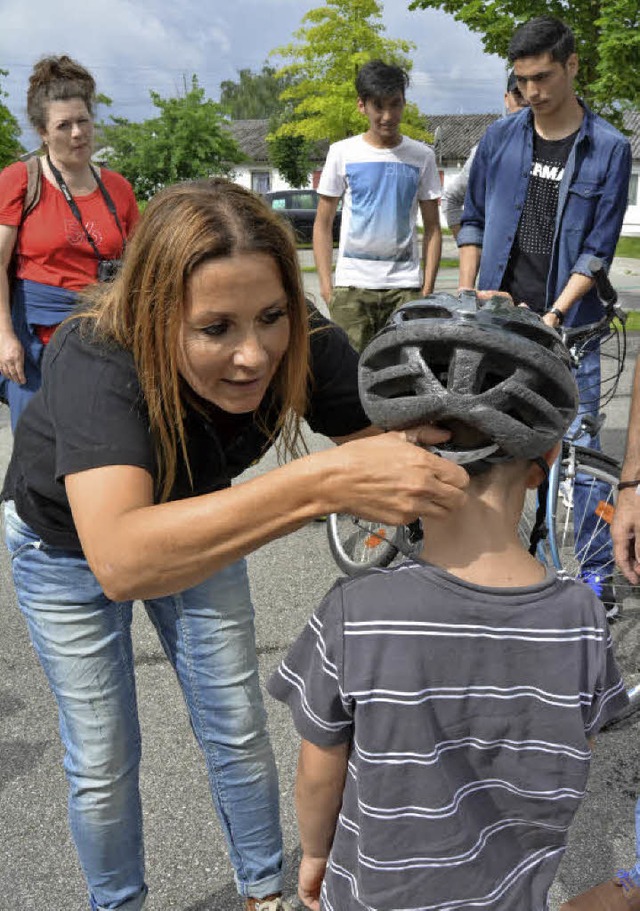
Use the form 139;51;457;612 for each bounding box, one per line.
2;178;467;911
0;55;138;429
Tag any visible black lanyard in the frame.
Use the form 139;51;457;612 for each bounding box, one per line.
46;154;126;262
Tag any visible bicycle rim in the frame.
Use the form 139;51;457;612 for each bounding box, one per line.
326;514;400;576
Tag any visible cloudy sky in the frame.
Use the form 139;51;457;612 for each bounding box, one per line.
0;0;508;147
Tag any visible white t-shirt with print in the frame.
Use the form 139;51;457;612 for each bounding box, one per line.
318;134;441;289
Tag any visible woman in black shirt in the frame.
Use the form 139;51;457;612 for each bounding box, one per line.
2;178;467;911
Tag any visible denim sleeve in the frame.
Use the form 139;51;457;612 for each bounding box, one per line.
571;139;632;278
456;137;488;248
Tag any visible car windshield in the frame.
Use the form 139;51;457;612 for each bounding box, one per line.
293;193;316;210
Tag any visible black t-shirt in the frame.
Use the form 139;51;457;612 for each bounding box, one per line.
501;129;578;312
3;308;369;551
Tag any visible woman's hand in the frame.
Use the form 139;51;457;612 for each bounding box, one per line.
326;429;469;525
0;330;26;386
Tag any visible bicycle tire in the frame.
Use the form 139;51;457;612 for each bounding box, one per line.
327;513;401;576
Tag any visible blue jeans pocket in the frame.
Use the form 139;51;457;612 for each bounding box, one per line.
4;499;44;558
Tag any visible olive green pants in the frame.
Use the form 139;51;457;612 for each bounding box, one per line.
329;286;423;352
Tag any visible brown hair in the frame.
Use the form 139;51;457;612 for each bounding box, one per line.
27;55;96;132
80;178;310;502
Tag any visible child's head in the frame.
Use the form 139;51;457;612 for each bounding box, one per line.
355;60;409;146
359;292;578;488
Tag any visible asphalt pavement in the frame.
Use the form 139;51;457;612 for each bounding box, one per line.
1;256;640;910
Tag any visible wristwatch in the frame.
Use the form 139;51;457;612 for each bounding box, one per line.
549;307;565;325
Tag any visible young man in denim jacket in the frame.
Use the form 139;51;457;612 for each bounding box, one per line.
457;14;631;618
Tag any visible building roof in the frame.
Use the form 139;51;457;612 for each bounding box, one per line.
226;119;330;164
429;110;640;163
227;111;640;167
227;120;271;162
427;113;500;162
227;115;502;166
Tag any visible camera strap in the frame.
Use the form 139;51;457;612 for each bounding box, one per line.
46;155;126;263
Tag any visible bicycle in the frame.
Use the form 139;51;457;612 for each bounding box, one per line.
518;263;627;597
326;263;640;717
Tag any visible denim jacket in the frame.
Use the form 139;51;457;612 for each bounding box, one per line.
457;102;631;327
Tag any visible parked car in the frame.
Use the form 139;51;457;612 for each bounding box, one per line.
263;189;341;243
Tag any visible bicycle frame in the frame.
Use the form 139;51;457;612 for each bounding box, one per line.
545;450;563;570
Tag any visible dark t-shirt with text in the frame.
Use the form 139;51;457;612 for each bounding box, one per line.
502;129;578;312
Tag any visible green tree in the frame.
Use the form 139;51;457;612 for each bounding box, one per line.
101;76;246;200
269;0;430;145
218;64;313;187
0;69;24;168
408;0;640;118
267;133;314;188
220;64;292;120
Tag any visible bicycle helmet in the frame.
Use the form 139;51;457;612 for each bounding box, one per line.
359;292;579;465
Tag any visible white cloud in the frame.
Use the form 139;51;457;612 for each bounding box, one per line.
0;0;509;143
0;0;229;140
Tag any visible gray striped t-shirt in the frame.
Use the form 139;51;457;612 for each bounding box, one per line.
268;560;627;911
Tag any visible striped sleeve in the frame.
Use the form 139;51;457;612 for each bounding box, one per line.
584;626;629;735
267;583;354;746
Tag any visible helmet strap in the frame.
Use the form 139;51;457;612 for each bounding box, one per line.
428;442;500;465
533;456;550;482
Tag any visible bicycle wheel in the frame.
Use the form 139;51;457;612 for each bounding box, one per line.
327;513;402;576
522;447;640;725
548;447;622;586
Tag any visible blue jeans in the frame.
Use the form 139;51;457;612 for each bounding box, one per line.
4;501;282;910
567;344;613;577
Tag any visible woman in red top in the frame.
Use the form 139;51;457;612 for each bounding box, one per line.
0;55;139;429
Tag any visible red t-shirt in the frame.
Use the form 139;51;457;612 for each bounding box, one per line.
0;160;139;291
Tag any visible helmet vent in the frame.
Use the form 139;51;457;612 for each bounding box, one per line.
478;369;509;393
